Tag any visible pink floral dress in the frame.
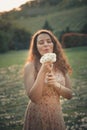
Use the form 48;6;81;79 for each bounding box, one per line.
23;71;66;130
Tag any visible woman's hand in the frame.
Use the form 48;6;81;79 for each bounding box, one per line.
40;62;53;74
45;71;59;87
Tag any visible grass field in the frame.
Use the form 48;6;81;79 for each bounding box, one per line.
0;46;87;130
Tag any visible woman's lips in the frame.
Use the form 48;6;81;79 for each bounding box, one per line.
44;49;50;53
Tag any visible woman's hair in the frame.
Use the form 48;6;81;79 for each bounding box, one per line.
26;29;72;75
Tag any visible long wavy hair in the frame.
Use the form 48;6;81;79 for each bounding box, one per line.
26;29;72;76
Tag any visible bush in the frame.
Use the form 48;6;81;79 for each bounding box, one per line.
0;19;31;52
62;33;87;48
0;31;10;53
11;28;31;50
80;23;87;34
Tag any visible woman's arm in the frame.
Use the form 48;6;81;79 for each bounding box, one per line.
24;62;51;103
55;73;72;99
46;72;72;99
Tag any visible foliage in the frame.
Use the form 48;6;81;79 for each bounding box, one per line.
20;0;87;9
80;23;87;34
0;20;31;53
63;34;87;48
48;0;61;5
0;31;8;53
11;28;31;50
0;20;13;53
59;26;72;42
1;0;87;19
59;25;87;48
42;20;53;31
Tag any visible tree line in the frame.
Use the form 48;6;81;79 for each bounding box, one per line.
21;0;87;8
0;20;31;53
0;20;52;53
0;19;87;53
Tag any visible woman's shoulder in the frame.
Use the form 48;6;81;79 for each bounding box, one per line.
24;62;34;73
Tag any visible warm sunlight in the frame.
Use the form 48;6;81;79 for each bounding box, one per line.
0;0;31;12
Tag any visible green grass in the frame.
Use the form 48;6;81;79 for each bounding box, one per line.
65;47;87;77
0;50;28;68
0;46;87;130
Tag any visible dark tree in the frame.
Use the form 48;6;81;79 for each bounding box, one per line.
42;20;53;31
80;23;87;34
0;31;10;53
12;28;31;50
48;0;61;5
0;19;32;52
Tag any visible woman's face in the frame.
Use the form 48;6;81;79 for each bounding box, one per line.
36;33;54;56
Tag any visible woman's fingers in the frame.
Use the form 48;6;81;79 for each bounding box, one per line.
45;72;56;85
41;62;52;73
44;62;53;72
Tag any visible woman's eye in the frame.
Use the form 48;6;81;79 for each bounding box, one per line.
38;41;44;45
47;40;52;43
38;39;52;45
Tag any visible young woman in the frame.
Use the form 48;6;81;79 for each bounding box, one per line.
23;29;72;130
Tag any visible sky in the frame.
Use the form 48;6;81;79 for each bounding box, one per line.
0;0;31;12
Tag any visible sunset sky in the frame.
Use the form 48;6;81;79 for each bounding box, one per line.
0;0;31;12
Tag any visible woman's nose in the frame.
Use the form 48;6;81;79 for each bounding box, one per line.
44;41;48;46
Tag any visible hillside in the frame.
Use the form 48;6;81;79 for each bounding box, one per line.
0;0;87;35
2;0;86;18
11;6;87;35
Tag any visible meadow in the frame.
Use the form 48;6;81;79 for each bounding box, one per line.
0;46;87;130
